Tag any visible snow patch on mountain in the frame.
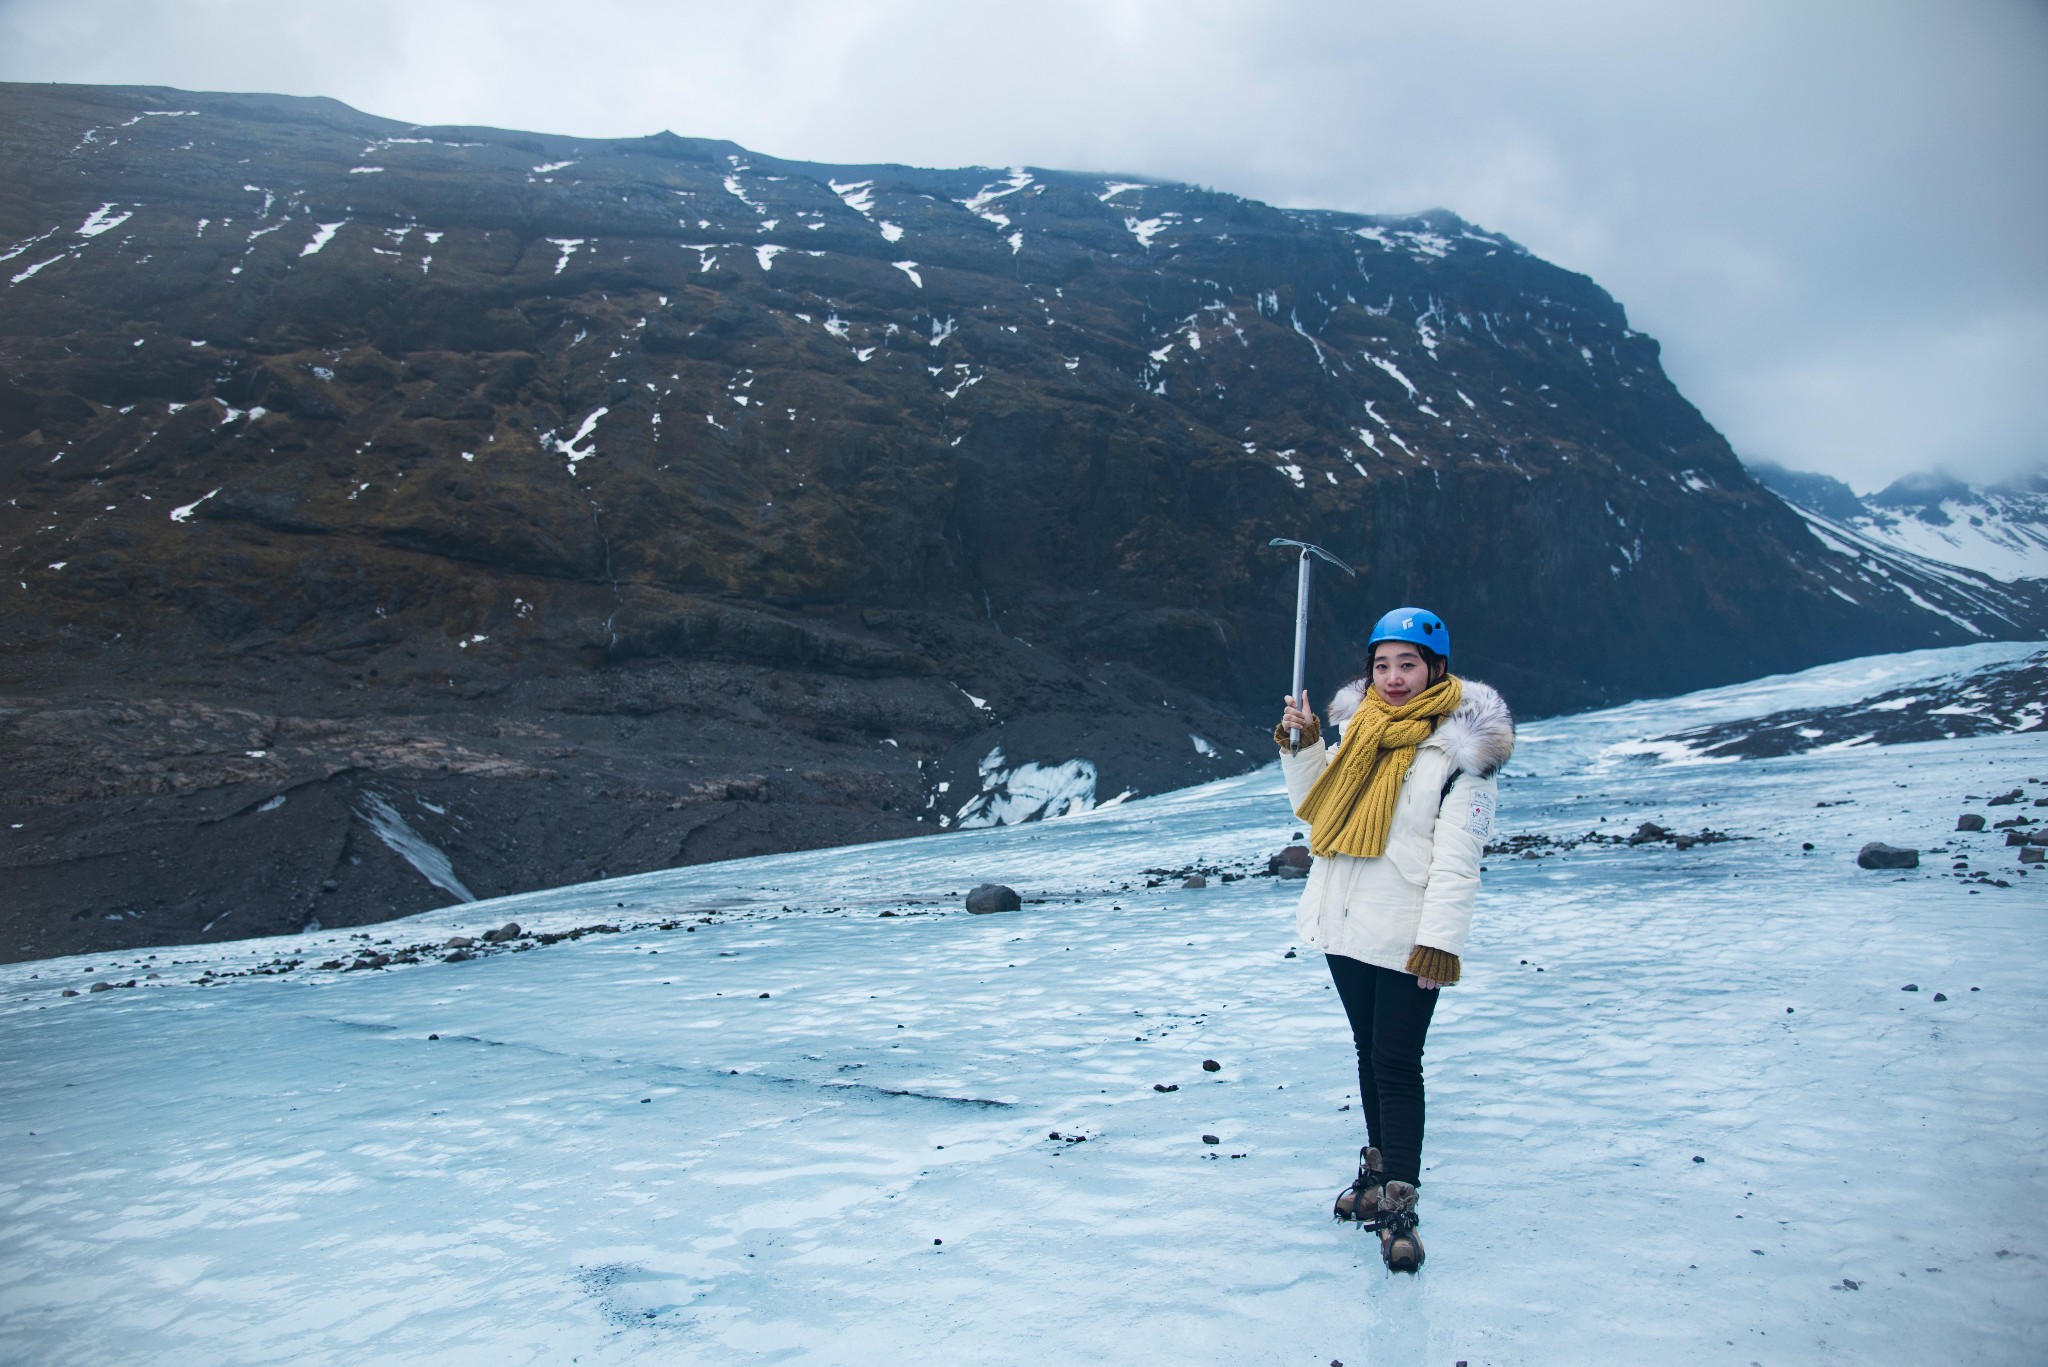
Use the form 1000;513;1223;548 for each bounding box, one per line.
951;745;1099;828
354;792;475;903
77;203;134;237
1751;462;2048;583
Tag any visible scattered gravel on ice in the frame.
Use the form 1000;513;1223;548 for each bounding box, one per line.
2;644;2043;1364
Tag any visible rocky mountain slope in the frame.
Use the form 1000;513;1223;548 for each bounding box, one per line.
1748;462;2048;583
3;81;2041;961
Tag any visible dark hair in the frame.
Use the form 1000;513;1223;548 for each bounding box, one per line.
1366;638;1447;686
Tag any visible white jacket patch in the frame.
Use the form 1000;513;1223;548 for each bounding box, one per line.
1466;790;1496;839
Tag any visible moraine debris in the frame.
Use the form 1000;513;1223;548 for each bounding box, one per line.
1857;842;1919;870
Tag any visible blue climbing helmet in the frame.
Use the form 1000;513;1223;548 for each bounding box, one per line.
1368;606;1450;660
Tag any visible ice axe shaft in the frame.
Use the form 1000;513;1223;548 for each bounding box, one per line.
1268;538;1356;752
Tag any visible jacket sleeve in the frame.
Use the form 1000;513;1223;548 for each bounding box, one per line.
1412;770;1497;958
1279;737;1334;817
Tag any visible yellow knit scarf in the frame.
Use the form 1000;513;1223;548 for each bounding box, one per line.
1296;675;1463;859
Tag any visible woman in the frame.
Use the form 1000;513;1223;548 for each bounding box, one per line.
1276;606;1514;1272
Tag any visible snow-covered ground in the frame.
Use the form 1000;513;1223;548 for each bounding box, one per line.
1813;496;2048;584
3;645;2045;1365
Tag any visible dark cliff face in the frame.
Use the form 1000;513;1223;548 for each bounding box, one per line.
1;82;2037;961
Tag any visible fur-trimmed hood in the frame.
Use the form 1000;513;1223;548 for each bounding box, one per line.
1327;677;1516;778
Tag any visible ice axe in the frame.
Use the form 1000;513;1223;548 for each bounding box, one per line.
1269;538;1356;753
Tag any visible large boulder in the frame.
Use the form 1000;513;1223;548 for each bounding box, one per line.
965;884;1021;914
1268;845;1312;879
1856;842;1919;870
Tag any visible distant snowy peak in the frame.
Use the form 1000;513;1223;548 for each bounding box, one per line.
1750;462;2048;583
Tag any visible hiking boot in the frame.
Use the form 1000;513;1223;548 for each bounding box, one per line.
1377;1180;1424;1272
1333;1145;1384;1224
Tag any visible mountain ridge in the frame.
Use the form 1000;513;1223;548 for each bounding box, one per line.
1747;459;2048;583
2;80;2041;959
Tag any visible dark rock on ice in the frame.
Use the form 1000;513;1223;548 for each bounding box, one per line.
1857;842;1919;869
965;884;1020;914
482;923;522;943
2021;847;2045;864
1201;1134;1220;1145
1202;1059;1221;1072
1956;814;1987;832
1269;845;1312;878
1933;993;1948;1001
444;935;476;949
1182;874;1207;889
1153;1083;1178;1092
1902;983;1919;992
1629;822;1670;845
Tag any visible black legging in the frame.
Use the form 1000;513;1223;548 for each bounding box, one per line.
1327;953;1440;1186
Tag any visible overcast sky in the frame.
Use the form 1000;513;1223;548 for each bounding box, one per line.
4;0;2043;491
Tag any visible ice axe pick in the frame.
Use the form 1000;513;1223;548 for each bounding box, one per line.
1269;538;1356;753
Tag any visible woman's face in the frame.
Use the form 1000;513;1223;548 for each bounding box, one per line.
1371;643;1432;705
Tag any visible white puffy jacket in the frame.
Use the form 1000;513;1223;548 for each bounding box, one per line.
1279;679;1515;976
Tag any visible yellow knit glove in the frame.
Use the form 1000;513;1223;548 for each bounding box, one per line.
1274;714;1322;749
1406;945;1461;986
